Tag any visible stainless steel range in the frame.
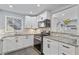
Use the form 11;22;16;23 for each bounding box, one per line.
34;34;41;53
34;31;50;55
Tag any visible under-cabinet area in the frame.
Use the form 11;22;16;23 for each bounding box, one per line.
0;4;79;55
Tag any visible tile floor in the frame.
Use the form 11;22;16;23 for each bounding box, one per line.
6;47;39;55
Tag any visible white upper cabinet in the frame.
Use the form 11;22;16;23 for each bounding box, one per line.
0;40;2;54
25;16;38;28
25;11;51;29
37;11;51;22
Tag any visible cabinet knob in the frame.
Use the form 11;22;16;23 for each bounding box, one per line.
16;40;18;42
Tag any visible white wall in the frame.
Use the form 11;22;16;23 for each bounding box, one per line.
51;5;79;34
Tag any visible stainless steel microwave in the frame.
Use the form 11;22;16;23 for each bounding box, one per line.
38;19;50;28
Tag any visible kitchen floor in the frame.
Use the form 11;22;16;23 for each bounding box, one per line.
6;47;39;55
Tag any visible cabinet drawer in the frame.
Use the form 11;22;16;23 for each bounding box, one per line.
59;50;75;55
59;43;75;55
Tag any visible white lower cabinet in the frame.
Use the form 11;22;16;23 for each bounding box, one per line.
43;37;59;55
43;37;76;55
59;43;75;55
0;40;3;54
2;35;34;54
3;37;17;53
17;35;34;49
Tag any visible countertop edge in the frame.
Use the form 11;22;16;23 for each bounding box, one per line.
44;36;79;47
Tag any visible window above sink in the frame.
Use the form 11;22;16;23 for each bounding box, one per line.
5;16;23;33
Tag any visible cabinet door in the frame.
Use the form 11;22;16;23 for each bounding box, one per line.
25;16;32;28
27;35;34;46
43;38;59;55
43;38;51;55
31;17;38;28
0;40;3;54
17;35;34;49
25;16;37;28
23;35;33;47
50;40;59;55
3;37;17;53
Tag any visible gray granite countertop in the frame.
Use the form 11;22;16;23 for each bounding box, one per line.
0;33;39;40
44;36;79;47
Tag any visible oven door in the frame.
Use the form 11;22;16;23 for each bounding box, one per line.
34;37;41;53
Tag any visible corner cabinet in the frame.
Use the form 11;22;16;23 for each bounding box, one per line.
25;16;38;28
2;35;34;54
17;35;34;49
3;37;17;53
43;37;59;55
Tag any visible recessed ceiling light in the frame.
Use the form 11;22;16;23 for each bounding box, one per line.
30;11;33;14
62;14;65;16
9;5;13;8
37;4;40;7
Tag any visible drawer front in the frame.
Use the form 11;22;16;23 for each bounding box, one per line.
59;43;75;55
59;49;75;55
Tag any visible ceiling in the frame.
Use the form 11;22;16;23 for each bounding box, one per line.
0;4;74;16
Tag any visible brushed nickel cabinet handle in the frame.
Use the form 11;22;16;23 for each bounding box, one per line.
62;45;70;48
16;40;18;42
62;53;66;55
